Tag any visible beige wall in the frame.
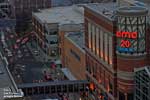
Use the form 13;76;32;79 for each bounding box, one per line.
62;35;86;80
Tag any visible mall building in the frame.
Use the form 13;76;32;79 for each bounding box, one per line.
84;2;149;100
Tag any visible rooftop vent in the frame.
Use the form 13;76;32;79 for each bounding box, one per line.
102;9;112;16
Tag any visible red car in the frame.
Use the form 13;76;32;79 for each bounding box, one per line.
14;44;19;49
21;37;29;44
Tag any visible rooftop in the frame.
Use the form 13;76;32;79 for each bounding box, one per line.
66;32;84;49
84;3;117;21
33;4;84;25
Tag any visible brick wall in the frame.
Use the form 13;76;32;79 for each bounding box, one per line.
62;34;86;80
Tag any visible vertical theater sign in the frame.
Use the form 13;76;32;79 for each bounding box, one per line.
116;31;137;53
116;6;148;54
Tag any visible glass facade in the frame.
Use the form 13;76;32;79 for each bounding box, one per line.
87;22;113;65
134;67;150;100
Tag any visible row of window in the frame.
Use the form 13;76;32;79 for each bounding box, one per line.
86;55;113;94
87;22;113;65
45;38;58;45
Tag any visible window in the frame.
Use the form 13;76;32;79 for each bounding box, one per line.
100;29;104;59
49;38;58;44
70;49;80;61
48;30;58;35
88;22;92;49
92;24;95;53
109;82;113;94
109;36;113;65
119;91;125;100
96;27;99;56
50;48;58;56
127;93;133;100
104;33;108;63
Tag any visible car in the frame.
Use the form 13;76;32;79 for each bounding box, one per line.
10;35;14;38
15;64;22;67
16;38;21;43
22;45;26;48
14;44;19;49
33;50;39;56
21;37;29;44
25;53;30;57
1;34;5;42
7;52;13;57
4;48;9;52
17;54;23;58
7;50;13;57
24;49;28;52
0;70;4;74
2;41;8;48
21;65;26;68
17;50;22;54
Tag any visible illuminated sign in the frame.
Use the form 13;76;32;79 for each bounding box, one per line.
116;31;137;39
116;31;137;53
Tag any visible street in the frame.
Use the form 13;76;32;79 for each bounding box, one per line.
0;30;83;100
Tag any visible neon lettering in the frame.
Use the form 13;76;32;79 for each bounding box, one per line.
116;31;137;39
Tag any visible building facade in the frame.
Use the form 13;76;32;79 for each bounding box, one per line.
62;32;86;80
32;5;84;61
84;3;149;100
59;24;83;67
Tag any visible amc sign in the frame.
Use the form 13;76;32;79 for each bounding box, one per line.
116;31;138;53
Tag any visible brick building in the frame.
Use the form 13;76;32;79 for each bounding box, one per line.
84;3;149;100
62;32;86;80
32;5;84;60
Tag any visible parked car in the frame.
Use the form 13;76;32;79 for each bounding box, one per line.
7;51;13;57
17;50;23;58
17;54;23;58
0;70;4;74
33;50;39;56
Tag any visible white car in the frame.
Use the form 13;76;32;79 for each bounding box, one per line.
17;50;22;54
33;50;39;56
8;53;13;57
17;54;23;58
0;70;4;74
7;51;13;57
